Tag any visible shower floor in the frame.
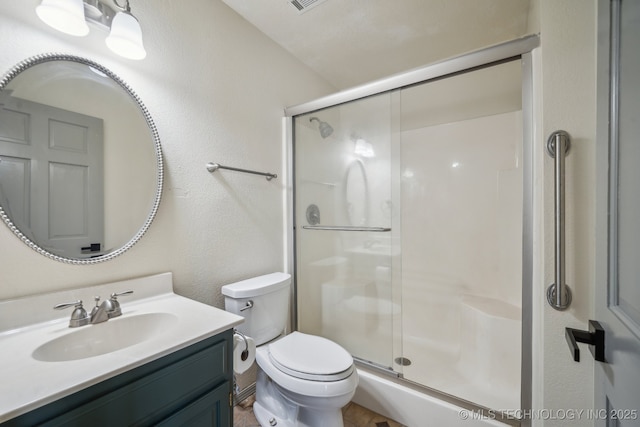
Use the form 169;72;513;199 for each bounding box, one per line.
401;335;520;411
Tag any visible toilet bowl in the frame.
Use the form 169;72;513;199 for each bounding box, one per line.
222;273;358;427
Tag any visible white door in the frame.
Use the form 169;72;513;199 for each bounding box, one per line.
595;0;640;425
0;95;104;258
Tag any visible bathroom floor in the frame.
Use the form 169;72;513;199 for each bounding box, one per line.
234;395;405;427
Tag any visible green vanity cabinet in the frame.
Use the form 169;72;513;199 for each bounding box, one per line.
3;329;233;427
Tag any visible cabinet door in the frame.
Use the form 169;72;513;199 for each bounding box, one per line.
157;383;231;427
8;335;232;427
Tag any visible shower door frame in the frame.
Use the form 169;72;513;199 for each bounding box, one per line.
284;34;539;425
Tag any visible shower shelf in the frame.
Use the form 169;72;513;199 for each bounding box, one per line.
302;225;391;232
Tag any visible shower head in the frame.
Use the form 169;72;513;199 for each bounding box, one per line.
309;117;334;139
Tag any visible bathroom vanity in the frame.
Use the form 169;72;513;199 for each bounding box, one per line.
0;55;244;426
0;273;243;427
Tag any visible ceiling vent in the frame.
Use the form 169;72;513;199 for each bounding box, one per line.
290;0;328;14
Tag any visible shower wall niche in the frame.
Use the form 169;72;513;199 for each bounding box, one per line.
293;59;524;412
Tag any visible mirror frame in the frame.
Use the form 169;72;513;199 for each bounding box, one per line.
0;53;163;264
343;158;369;226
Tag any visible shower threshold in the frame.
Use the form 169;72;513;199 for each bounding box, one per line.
352;361;521;426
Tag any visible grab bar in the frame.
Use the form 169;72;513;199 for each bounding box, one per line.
546;130;572;310
206;162;277;181
302;225;391;232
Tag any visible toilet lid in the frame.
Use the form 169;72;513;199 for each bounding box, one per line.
269;332;354;381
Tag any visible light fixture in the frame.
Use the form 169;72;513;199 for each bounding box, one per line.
354;138;375;158
36;0;146;60
36;0;89;37
105;2;146;60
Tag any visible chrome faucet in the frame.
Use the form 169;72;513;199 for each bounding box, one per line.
55;290;134;327
89;296;109;324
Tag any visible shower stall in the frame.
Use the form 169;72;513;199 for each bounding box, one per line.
286;36;536;425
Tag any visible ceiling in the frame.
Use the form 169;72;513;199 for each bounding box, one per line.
222;0;533;90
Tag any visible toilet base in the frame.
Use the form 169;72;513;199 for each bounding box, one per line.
254;368;346;427
254;401;294;427
254;401;345;427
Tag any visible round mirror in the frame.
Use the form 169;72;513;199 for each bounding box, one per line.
0;54;163;264
344;159;369;226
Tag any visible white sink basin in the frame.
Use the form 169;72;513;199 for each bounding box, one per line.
0;272;244;423
32;313;179;362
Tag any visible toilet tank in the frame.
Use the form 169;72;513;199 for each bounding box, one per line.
221;272;291;346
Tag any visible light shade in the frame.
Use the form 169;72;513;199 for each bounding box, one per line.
354;138;375;158
105;11;146;60
36;0;89;37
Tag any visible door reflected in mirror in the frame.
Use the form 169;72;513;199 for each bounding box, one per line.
0;54;162;264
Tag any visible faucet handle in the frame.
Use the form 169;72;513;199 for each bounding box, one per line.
107;290;134;318
54;300;89;328
53;300;82;310
111;290;134;299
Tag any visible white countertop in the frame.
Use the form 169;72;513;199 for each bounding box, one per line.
0;272;244;423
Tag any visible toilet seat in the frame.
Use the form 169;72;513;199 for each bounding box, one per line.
257;346;358;399
268;332;354;381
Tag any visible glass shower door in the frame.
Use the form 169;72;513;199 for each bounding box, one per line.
397;60;523;410
294;92;401;371
293;57;525;415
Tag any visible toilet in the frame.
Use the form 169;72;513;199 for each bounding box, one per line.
222;272;358;427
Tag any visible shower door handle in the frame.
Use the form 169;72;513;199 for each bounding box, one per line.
546;130;572;310
302;225;391;232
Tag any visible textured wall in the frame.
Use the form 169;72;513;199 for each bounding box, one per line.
0;0;600;421
534;1;597;425
0;1;334;306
